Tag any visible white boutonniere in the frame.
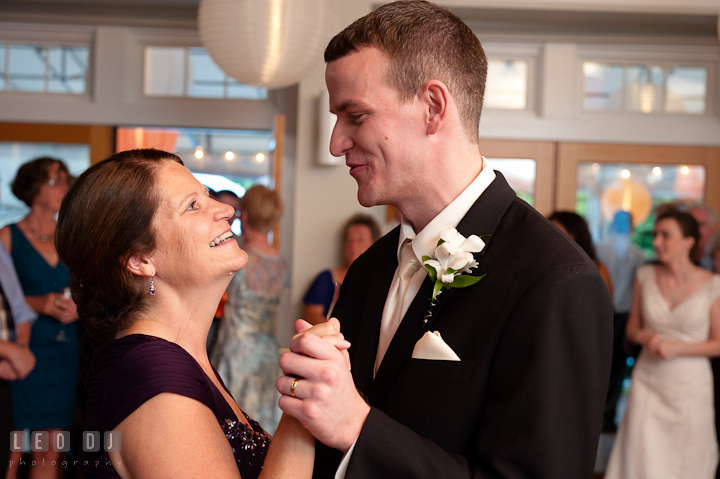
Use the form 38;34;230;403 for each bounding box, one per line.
421;228;487;326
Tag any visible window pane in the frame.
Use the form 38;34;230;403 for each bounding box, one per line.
0;142;90;227
47;46;88;93
66;47;88;77
8;44;45;92
626;65;664;113
187;47;224;98
144;47;186;97
143;46;268;100
116;126;274;185
577;162;705;256
486;158;535;206
666;66;706;114
47;48;65;92
583;62;624;111
485;60;527;110
0;44;5;90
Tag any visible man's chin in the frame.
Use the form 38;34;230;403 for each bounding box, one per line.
356;190;382;208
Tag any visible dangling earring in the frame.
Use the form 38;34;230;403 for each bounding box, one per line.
149;276;155;296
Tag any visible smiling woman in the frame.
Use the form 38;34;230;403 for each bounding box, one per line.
54;148;327;479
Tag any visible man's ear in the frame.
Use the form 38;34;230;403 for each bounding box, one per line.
125;253;155;278
421;80;450;136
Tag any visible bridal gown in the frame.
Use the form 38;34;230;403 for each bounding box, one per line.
605;264;720;479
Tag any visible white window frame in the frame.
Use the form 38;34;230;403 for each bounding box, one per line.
482;41;541;116
132;28;268;102
0;22;94;99
577;44;718;119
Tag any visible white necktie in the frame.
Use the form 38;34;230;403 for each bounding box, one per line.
375;240;422;374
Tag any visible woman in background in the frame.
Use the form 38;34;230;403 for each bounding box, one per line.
0;157;77;479
212;185;288;434
550;211;613;297
303;213;380;325
606;210;720;478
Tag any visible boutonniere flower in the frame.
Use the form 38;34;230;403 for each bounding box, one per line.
421;228;487;326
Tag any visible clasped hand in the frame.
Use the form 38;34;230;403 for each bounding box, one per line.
43;292;78;324
277;318;371;453
646;333;680;360
0;343;36;380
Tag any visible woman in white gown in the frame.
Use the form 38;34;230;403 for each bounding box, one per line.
606;209;720;479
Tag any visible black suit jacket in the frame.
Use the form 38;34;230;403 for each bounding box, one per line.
313;173;613;479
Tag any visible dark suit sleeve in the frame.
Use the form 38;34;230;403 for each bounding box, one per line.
345;263;612;479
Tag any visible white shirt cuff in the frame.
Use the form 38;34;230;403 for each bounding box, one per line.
334;437;359;479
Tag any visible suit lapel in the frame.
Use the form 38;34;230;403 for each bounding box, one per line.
351;230;400;396
368;172;517;406
369;275;435;404
456;171;516;253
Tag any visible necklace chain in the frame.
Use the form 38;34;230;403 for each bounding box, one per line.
24;222;54;242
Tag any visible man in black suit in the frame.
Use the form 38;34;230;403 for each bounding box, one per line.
277;2;613;478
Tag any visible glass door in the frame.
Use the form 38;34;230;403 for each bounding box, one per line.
556;142;720;256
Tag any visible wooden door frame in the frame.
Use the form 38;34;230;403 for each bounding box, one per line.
556;142;720;213
0;122;115;165
479;139;556;217
272;114;285;249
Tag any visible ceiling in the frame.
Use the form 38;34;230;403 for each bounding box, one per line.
0;0;717;43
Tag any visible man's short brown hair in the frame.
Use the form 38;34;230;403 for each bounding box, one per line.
325;0;487;142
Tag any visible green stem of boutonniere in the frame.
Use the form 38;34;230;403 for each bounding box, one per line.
421;273;488;328
423;289;443;327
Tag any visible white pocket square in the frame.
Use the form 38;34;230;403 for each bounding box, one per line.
412;331;460;361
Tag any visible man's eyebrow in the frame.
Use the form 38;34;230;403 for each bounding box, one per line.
333;99;369;114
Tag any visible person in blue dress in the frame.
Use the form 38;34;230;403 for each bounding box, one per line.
0;157;78;479
303;213;380;325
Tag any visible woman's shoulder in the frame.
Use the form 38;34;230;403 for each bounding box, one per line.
313;269;333;284
101;335;206;385
705;271;720;298
303;270;334;304
90;335;215;430
0;223;16;253
635;263;654;282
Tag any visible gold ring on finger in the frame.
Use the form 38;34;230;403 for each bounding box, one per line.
290;378;299;398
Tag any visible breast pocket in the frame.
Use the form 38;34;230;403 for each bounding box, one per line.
401;358;477;383
384;359;481;447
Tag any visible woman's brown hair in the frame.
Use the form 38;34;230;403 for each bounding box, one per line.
55;149;183;341
12;157;71;207
656;209;700;262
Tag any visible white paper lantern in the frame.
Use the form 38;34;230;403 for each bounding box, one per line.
198;0;340;90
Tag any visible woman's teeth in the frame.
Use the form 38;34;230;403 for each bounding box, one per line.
209;231;233;247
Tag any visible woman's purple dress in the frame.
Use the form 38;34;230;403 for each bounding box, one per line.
83;334;270;478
